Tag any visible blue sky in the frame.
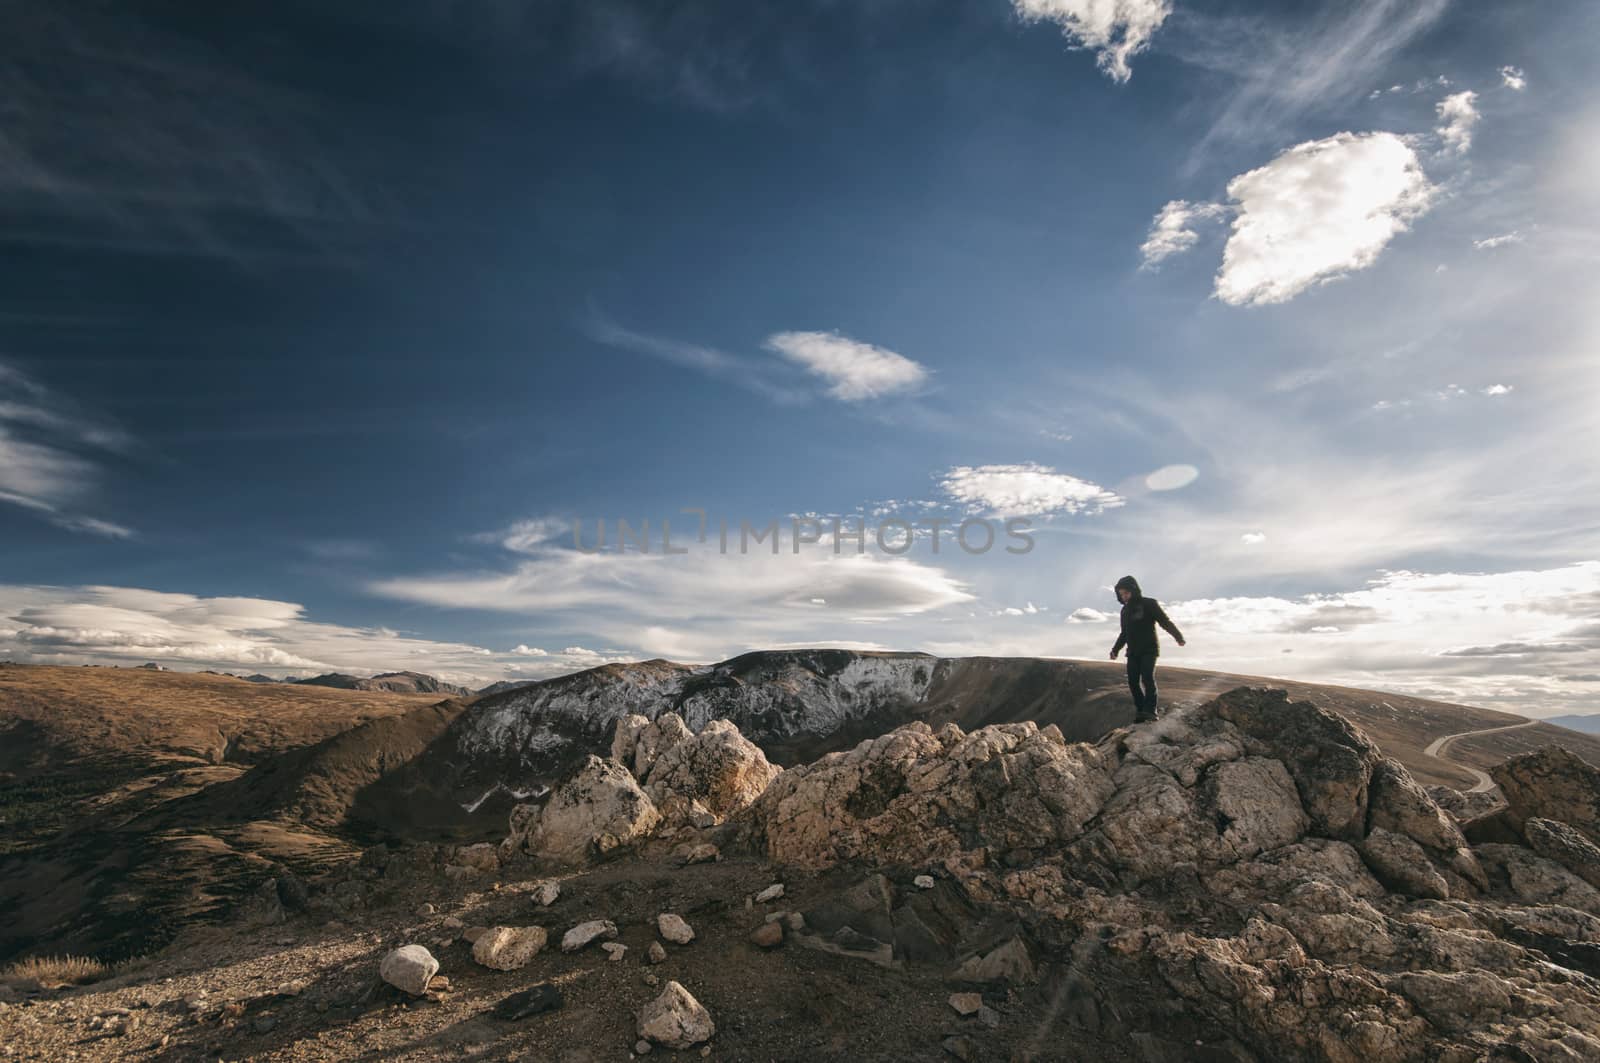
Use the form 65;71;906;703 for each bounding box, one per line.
3;0;1598;715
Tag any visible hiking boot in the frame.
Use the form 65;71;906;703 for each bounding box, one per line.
1134;712;1157;723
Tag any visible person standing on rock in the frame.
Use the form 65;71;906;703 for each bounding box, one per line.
1109;575;1185;723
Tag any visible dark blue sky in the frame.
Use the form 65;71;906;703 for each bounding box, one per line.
3;0;1597;715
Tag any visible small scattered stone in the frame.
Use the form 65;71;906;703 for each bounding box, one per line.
603;942;629;962
532;880;561;907
784;912;806;932
635;1040;653;1055
648;942;668;964
252;1015;276;1034
637;981;715;1049
428;975;451;992
754;884;785;903
415;903;436;917
562;919;619;952
462;926;489;944
749;923;783;948
675;842;720;866
379;945;439;997
658;913;695;945
442;916;464;931
643;972;661;987
948;992;983;1016
914;875;935;890
491;983;564;1021
473;926;549;971
977;1005;1001;1028
942;1035;978;1061
700;1048;711;1058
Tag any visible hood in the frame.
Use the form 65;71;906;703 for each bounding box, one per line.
1114;575;1141;602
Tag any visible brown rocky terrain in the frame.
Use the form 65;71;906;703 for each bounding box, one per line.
4;658;1600;1061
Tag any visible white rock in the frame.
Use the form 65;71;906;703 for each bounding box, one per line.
472;926;548;971
602;942;629;962
755;884;785;903
531;880;561;907
658;913;695;945
379;945;438;996
637;981;715;1049
914;875;935;890
561;919;619;952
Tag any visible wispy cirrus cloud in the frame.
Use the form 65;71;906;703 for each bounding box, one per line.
1139;199;1226;269
0;362;134;538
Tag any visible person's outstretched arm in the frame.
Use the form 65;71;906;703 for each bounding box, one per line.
1110;631;1126;659
1153;602;1186;646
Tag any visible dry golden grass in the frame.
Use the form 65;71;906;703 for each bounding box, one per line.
0;663;443;768
1;953;108;991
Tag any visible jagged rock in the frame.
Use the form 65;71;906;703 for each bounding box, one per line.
638;716;781;820
637;981;715;1049
672;842;720;866
531;880;561;907
1523;818;1600;890
658;913;695;945
614;712;693;780
749;922;783;948
952;936;1037;985
1202;756;1309;861
647;941;668;964
602;942;628;962
914;875;935;889
747;719;1116;870
1476;843;1600;913
378;945;438;996
1211;687;1382;841
491;983;563;1020
1358;828;1450;899
755;883;785;903
561;919;619;952
503;755;660;864
472;926;548;970
1492;746;1600;845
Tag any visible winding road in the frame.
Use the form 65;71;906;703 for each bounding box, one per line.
1424;719;1539;793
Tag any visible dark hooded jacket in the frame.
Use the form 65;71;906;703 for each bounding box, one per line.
1111;575;1184;658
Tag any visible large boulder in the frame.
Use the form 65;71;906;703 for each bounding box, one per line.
1523;817;1600;890
613;712;693;779
1210;688;1383;841
1491;747;1600;845
502;755;660;864
745;720;1116;870
639;717;781;820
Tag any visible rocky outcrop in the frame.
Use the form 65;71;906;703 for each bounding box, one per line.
725;687;1600;1061
1492;746;1600;844
613;713;781;823
502;756;659;864
1523;817;1600;890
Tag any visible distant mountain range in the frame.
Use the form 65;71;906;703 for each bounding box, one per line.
290;671;473;696
1545;713;1600;735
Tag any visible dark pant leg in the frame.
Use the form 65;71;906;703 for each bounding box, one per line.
1128;654;1157;716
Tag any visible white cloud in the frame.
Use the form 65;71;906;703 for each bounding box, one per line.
939;463;1124;517
763;331;928;402
1499;66;1527;91
1139;199;1226;268
371;531;974;664
1435;90;1480;154
1241;532;1267;545
1144;464;1199;491
1013;0;1172;83
1482;384;1514;397
1215;132;1435;306
1473;231;1523;250
1067;607;1111;623
0;584;631;684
